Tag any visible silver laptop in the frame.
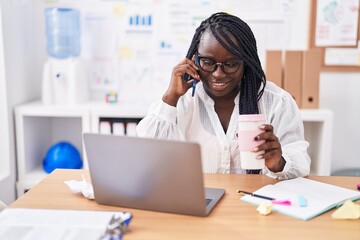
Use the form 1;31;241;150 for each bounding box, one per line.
83;133;225;216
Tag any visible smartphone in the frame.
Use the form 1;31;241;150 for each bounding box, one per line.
182;51;200;97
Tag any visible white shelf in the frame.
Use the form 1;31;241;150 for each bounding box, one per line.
300;109;333;122
300;109;333;176
15;100;334;197
15;102;91;192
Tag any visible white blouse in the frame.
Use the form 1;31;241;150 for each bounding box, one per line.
136;81;311;179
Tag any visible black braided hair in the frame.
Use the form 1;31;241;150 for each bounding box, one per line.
186;12;266;115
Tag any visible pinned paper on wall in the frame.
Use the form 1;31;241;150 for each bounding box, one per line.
315;0;359;47
324;43;360;66
82;11;120;91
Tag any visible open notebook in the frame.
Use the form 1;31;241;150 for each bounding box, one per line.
240;177;360;220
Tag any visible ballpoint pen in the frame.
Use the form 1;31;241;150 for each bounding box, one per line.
191;79;196;97
237;190;275;201
192;51;200;97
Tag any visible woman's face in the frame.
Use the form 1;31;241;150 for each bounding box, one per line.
197;31;244;100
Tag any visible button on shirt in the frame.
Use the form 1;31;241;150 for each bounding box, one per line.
136;81;310;179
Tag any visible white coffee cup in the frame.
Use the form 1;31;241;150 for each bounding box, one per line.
237;114;265;170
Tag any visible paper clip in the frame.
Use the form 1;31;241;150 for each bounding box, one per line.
99;212;132;240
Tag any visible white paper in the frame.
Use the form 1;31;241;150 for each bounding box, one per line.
325;46;360;66
0;209;117;240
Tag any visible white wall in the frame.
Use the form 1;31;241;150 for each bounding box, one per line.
0;1;12;204
319;72;360;174
0;0;41;204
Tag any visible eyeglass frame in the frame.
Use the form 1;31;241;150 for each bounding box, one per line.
196;51;244;74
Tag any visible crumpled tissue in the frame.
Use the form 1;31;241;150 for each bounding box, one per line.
331;199;360;219
64;174;94;200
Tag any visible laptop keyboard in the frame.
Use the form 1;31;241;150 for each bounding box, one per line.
205;198;213;206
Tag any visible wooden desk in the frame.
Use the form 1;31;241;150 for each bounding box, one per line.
10;169;360;240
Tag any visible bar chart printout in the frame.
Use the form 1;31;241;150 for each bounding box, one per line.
129;14;152;26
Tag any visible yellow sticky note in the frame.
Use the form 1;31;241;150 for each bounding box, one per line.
331;200;360;219
119;46;132;59
112;4;126;17
218;8;233;15
256;203;273;216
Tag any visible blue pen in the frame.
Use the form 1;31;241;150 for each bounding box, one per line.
192;51;200;97
191;79;196;97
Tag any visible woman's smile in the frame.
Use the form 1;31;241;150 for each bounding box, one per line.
208;80;231;91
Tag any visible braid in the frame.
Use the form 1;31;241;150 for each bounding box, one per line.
186;12;266;115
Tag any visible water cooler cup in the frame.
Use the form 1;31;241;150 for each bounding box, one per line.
237;114;265;170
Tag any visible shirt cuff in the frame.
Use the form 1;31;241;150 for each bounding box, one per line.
266;154;291;178
153;100;178;123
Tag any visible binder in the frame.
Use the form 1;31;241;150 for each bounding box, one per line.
126;122;137;136
283;51;302;108
302;49;321;109
113;122;125;136
265;50;283;87
99;121;111;134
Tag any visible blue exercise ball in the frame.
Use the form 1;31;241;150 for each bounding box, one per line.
42;141;83;173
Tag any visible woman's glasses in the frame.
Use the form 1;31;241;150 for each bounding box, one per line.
197;52;243;74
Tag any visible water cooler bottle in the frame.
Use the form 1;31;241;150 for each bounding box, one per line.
42;8;88;105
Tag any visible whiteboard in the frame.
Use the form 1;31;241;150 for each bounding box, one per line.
40;0;309;104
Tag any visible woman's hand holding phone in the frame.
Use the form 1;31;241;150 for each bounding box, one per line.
162;57;200;107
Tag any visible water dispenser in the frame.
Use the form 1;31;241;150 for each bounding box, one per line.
42;8;88;105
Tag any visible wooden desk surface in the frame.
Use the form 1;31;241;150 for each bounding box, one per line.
10;169;360;240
